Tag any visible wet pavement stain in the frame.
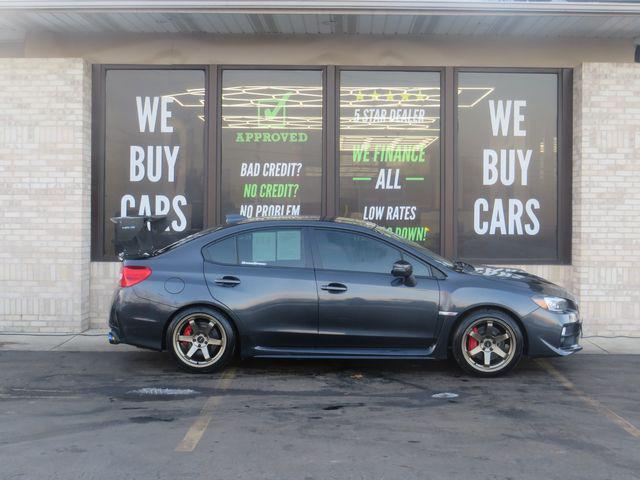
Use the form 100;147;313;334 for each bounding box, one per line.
129;416;175;424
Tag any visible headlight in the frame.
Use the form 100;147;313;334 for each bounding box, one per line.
532;295;569;312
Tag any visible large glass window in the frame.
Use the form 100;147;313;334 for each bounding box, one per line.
102;69;206;257
456;71;559;262
220;70;323;219
93;66;570;264
339;70;441;252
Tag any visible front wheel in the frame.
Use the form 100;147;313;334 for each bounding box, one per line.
167;308;236;373
452;310;523;377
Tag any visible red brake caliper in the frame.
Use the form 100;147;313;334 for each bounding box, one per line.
181;325;193;348
468;326;479;352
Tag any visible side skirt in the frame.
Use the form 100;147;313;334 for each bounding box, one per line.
248;345;439;359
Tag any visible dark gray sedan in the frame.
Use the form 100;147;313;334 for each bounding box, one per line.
108;217;582;376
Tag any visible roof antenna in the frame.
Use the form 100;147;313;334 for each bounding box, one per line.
225;214;247;224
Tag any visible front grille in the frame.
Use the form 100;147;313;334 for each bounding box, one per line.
560;322;581;348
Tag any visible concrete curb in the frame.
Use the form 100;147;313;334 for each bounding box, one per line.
1;330;639;354
0;329;139;352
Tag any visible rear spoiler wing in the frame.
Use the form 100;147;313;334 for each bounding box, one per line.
110;215;168;260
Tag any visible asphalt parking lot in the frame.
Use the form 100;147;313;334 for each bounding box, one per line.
0;351;639;480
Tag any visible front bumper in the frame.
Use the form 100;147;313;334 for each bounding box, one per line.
523;308;582;357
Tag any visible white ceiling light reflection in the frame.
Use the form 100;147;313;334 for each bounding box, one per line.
163;88;205;108
340;135;439;152
159;86;495;127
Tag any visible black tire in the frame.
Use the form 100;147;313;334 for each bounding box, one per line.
452;309;524;377
166;307;236;374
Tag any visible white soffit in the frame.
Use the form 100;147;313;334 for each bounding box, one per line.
0;1;639;41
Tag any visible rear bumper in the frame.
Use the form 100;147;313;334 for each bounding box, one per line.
108;290;125;343
108;287;167;351
524;308;582;357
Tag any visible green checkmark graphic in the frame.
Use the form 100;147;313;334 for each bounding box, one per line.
263;92;292;119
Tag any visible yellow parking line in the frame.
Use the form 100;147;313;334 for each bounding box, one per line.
175;368;237;452
536;359;640;439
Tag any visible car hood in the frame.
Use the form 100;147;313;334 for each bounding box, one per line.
469;266;575;300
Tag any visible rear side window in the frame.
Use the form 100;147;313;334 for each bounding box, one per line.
203;236;237;264
204;229;306;268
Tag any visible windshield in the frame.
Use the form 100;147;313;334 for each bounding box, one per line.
374;227;455;269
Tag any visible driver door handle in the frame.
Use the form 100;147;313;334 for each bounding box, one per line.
214;276;241;287
320;282;348;293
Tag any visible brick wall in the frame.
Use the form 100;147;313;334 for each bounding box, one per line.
0;58;91;332
572;63;640;336
90;262;120;328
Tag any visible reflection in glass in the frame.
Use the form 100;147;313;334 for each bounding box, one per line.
456;72;558;261
220;70;323;220
339;71;441;252
103;69;205;257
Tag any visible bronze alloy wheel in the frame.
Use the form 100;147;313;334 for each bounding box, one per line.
461;317;517;373
453;310;524;376
168;308;235;372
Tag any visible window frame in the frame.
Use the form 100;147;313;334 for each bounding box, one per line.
91;64;571;265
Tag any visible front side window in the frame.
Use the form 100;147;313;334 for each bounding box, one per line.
315;230;402;274
455;71;560;262
315;229;433;276
102;69;206;257
339;70;441;252
220;69;323;219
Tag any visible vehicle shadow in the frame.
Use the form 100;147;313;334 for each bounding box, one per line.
112;349;544;379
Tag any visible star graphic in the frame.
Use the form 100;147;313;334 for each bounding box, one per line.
401;91;410;101
371;90;379;101
386;90;394;101
356;90;364;101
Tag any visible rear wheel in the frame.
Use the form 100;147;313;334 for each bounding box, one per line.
452;310;523;377
167;308;235;373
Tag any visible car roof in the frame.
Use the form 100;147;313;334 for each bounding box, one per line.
227;215;379;230
164;216;379;250
154;214;454;274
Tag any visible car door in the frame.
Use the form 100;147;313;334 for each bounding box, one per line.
203;227;318;348
312;228;440;349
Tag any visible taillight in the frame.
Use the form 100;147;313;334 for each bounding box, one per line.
120;266;152;287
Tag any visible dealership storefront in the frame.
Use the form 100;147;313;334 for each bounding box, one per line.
93;66;571;264
1;1;640;337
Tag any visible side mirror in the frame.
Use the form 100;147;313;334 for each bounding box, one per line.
391;260;413;278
